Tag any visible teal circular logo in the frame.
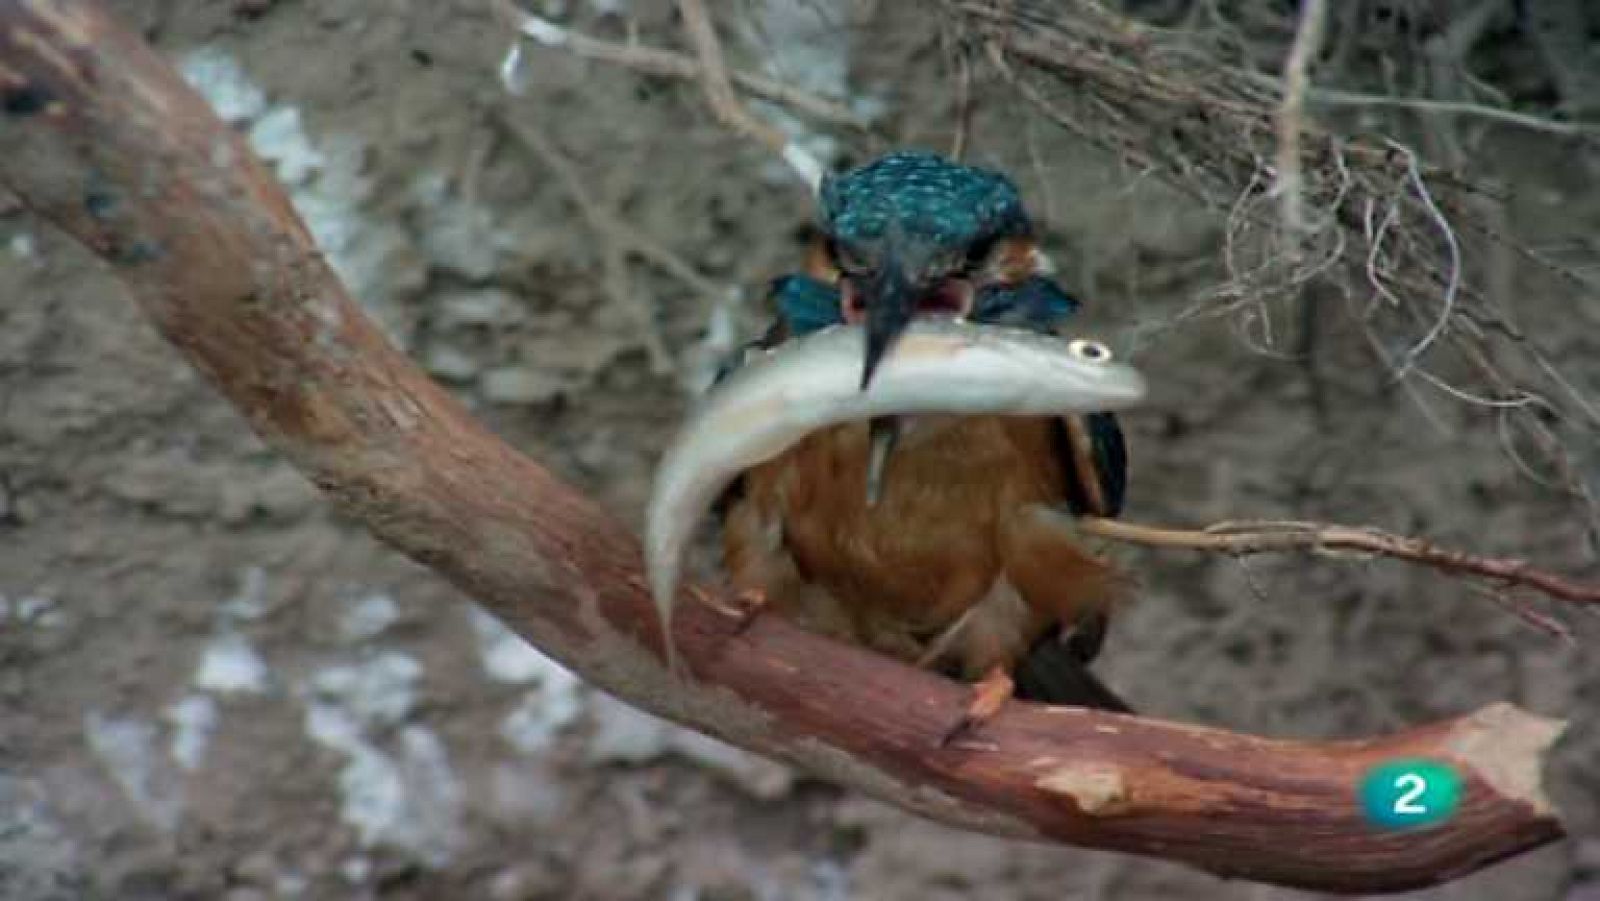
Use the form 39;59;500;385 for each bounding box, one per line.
1359;759;1463;830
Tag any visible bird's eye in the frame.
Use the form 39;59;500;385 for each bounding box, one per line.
962;234;1000;274
1068;339;1112;363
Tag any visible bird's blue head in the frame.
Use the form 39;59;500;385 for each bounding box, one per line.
814;151;1043;387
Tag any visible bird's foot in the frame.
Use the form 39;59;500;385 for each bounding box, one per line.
939;666;1014;747
707;586;766;635
690;586;768;636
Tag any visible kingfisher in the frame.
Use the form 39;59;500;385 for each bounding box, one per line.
716;151;1132;736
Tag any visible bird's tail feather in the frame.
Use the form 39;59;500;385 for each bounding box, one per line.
1013;633;1133;713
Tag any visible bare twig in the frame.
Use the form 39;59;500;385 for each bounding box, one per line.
675;0;788;154
492;0;826;190
955;0;1600;550
1274;0;1329;235
500;116;721;302
0;3;1566;892
1389;141;1462;379
1078;517;1600;608
1297;86;1597;139
948;32;975;161
672;0;823;191
488;0;862;134
496;114;742;374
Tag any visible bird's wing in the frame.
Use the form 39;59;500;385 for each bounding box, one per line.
1053;410;1128;518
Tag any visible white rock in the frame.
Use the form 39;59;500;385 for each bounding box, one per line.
9;232;37;263
669;731;794;800
469;607;573;685
308;652;422;727
84;712;184;832
436;288;525;329
165;694;219;772
179;48;268;124
423;343;481;381
584;695;794;798
499;687;582;756
303;706;464;868
480;367;563;405
338;593;400;643
250;107;325;186
195;632;269;695
584;693;671;765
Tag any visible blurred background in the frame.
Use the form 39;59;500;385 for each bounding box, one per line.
2;1;1598;898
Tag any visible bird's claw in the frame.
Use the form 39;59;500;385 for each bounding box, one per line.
726;587;768;635
939;667;1014;747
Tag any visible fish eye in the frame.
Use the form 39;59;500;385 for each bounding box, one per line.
1068;339;1112;362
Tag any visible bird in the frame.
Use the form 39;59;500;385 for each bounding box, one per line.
714;150;1133;738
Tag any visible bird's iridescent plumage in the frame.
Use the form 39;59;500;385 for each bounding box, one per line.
819;150;1028;253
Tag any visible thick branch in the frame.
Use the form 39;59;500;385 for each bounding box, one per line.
0;2;1566;893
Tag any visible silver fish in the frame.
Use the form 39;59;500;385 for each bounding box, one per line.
645;320;1147;670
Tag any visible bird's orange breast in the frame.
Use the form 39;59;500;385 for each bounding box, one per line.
723;416;1123;674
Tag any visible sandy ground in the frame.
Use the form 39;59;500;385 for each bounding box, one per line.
3;1;1598;899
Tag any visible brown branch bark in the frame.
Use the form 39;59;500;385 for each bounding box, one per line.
0;2;1567;893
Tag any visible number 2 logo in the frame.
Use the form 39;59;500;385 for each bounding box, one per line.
1360;760;1461;829
1392;772;1428;815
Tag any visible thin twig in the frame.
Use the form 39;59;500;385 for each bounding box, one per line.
672;0;825;191
1078;516;1600;608
1274;0;1328;235
675;0;788;154
1238;67;1596;139
949;34;975;161
489;0;862;135
498;115;733;374
1478;584;1573;641
1307;88;1595;138
1389;141;1462;378
501;117;719;295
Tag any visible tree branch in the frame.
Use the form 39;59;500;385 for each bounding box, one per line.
488;0;864;132
1273;0;1328;235
0;2;1566;893
492;0;829;190
674;0;788;155
1078;517;1600;610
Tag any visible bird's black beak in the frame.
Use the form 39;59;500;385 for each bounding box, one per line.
856;244;922;507
859;248;918;390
